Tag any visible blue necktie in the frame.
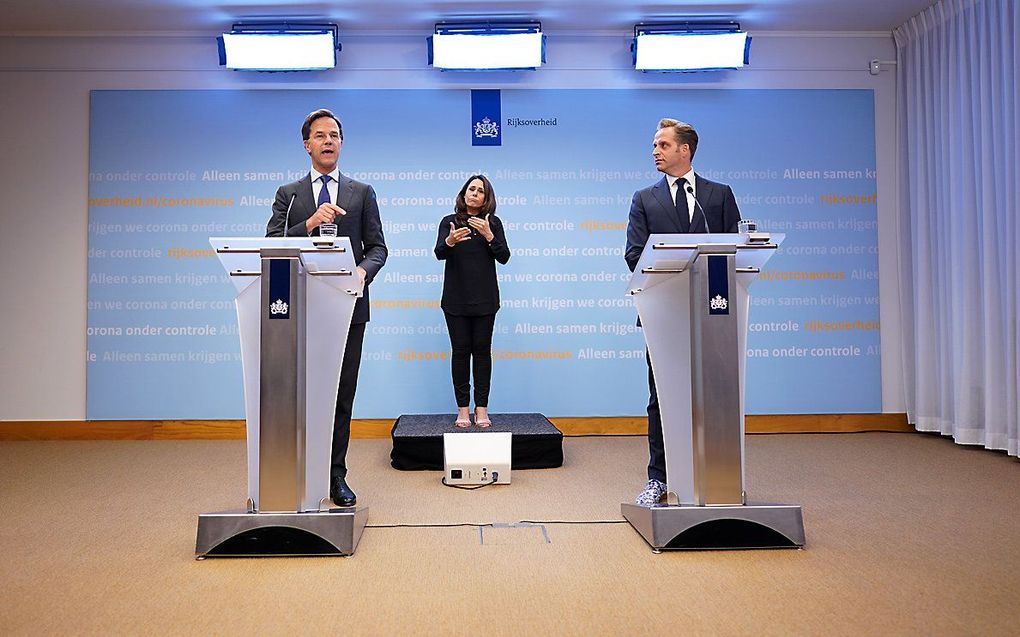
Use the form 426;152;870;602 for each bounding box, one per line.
317;175;332;206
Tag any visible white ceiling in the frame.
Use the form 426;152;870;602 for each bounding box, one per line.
0;0;936;34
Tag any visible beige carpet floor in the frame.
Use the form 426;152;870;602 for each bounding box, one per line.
1;433;1018;635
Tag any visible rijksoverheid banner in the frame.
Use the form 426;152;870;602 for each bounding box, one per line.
87;89;880;419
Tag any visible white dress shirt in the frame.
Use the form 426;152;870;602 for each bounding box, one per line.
666;168;697;222
310;166;340;205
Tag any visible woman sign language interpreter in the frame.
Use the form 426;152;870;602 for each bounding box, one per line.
434;174;511;428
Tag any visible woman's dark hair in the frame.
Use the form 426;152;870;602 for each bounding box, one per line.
454;174;496;227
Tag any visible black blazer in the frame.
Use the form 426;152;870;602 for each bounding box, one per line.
266;173;388;324
625;174;741;271
434;213;511;316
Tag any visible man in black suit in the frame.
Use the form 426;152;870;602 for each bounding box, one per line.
266;108;387;508
625;118;741;506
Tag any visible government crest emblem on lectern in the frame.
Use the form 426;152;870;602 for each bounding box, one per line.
710;295;728;311
474;117;499;138
270;299;289;315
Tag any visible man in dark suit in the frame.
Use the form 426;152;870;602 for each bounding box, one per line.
266;108;387;508
625;118;741;506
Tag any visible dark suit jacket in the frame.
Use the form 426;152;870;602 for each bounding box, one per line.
266;173;388;324
625;174;741;272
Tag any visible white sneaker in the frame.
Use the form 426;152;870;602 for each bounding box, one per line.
634;479;668;506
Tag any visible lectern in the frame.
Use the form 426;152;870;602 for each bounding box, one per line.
196;236;368;558
621;232;805;551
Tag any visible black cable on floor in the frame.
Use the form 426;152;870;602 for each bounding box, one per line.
441;473;500;490
518;519;629;525
365;519;628;529
366;522;493;529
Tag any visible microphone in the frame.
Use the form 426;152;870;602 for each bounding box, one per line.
282;192;297;237
686;183;710;234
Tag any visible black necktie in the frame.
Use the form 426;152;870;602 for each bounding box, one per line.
675;177;690;230
317;175;332;206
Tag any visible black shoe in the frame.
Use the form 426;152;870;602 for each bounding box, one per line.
330;476;357;507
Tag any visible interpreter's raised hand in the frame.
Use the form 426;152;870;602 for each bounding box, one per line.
306;202;346;232
467;214;494;242
445;221;472;247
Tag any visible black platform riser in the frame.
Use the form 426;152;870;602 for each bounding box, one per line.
390;413;564;471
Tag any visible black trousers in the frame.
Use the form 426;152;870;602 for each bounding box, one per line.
331;322;366;479
645;350;667;482
444;312;496;408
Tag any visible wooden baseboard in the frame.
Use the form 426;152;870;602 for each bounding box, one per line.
0;414;911;440
745;413;911;434
551;414;911;435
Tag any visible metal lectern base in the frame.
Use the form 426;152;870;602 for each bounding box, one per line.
196;508;368;558
621;503;804;551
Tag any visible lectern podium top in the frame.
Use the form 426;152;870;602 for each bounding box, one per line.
626;232;785;295
209;236;361;294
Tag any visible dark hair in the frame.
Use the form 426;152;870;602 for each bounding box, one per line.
454;174;496;227
302;108;343;141
658;118;698;160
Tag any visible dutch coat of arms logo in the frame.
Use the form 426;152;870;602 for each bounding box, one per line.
474;116;499;138
270;299;289;315
710;294;728;311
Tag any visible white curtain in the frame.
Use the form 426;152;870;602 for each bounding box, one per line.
894;0;1019;456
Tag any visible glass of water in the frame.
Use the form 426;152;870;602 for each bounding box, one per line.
319;223;338;239
737;219;757;235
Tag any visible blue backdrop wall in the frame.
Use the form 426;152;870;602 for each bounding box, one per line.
87;88;880;419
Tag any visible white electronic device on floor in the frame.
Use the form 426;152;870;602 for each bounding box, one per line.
443;432;512;485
